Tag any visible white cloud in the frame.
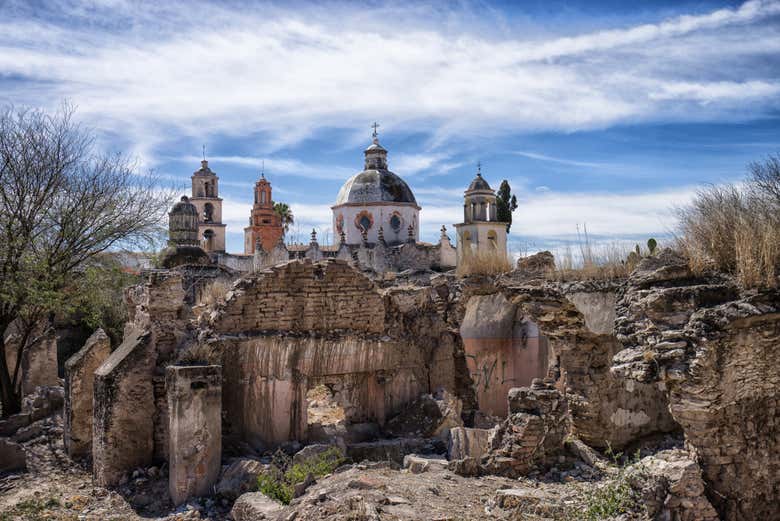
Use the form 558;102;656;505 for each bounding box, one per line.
179;155;353;180
512;151;616;168
0;0;777;156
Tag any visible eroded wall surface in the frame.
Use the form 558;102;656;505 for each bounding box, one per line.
612;250;780;519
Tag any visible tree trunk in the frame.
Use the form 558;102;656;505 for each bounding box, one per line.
0;335;21;417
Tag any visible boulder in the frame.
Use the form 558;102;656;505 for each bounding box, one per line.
0;438;26;472
216;458;267;500
230;492;284;521
384;390;462;440
516;251;555;275
629;449;718;521
402;454;447;474
447;427;492;460
292;443;343;466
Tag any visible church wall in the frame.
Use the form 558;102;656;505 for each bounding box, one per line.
333;204;419;245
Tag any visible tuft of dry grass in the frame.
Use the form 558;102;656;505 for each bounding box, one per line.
197;279;230;307
548;227;639;281
676;156;780;288
176;342;219;366
457;248;512;277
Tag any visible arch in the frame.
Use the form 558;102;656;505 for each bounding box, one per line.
487;230;498;249
203;202;214;222
203;229;215;251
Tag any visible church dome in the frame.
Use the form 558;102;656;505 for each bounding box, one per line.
467;172;492;192
335;169;417;205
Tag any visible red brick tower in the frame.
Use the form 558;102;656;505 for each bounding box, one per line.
243;173;283;254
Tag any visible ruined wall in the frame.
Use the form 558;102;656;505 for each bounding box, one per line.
208;259;455;449
93;328;156;486
460;293;549;417
612;250;780;519
211;259;384;334
64;328;111;458
167;365;222;505
221;336;427;447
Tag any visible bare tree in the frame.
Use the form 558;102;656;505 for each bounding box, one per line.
0;104;173;416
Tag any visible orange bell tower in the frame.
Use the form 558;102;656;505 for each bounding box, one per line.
243;172;283;254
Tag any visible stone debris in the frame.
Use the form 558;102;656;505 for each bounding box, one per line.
383;390;463;440
230;492;284;521
216;458;267;499
402;454;447;474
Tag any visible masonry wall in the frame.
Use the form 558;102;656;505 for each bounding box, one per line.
221;335;427;448
167;365;222;505
212;259;385;334
64;328;111;458
93;327;156;486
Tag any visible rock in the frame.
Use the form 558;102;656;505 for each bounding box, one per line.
292;444;343;466
493;487;557;509
402;454;447;474
629;449;718;521
447;427;492;460
230;492;284;521
481;381;569;477
292;472;315;498
0;438;26;472
564;437;605;468
216;458;266;499
516;251;555;275
346;437;446;464
447;457;480;477
384;390;463;440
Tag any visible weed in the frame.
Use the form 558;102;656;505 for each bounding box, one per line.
0;496;60;521
257;447;346;504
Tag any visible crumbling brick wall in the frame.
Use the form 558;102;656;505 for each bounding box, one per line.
211;259;384;334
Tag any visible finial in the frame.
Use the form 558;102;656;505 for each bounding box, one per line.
310;228;318;244
339;229;346;245
407;223;415;242
440;224;447;236
261;160;265;180
202;144;206;161
477;161;482;176
378;226;385;244
371;121;380;143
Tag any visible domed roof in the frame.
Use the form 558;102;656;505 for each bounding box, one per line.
170;196;198;215
193;159;216;176
467;173;492;192
335;169;417;206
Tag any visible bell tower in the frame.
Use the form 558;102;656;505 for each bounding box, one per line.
454;164;508;267
244;171;283;254
190;158;226;253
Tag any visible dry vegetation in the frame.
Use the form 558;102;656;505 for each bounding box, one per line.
196;279;231;307
677;155;780;288
457;248;513;276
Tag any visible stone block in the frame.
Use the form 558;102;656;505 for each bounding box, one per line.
167;364;222;506
64;329;111;458
216;458;266;499
0;438;26;472
231;492;284;521
93;327;155;487
447;427;492;460
402;454;447;474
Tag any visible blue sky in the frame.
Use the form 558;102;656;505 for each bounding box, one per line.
1;0;779;255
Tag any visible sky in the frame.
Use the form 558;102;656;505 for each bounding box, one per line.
1;0;779;255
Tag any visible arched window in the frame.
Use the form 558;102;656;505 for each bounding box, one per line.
390;214;402;232
204;203;214;222
260;190;266;204
359;215;372;231
487;230;498;249
203;229;215;251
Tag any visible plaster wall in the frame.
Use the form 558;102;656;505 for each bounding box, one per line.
332;204;419;245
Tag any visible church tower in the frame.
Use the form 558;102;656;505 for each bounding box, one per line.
454;165;508;266
244;172;283;254
190;159;226;253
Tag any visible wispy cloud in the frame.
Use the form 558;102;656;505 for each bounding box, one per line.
512;151;617;168
0;0;777;156
178;155;352;181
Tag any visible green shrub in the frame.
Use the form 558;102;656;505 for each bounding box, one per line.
257;447;346;505
573;444;645;521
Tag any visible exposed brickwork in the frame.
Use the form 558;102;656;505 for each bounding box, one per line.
211;259;385;335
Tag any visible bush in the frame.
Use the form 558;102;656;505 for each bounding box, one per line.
257;447;345;504
677;155;780;288
570;444;645;521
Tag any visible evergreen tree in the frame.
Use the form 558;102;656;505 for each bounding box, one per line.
496;180;518;232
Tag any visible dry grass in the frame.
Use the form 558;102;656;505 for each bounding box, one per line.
457;248;512;277
176;342;220;365
197;279;230;307
548;227;642;281
676;156;780;288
